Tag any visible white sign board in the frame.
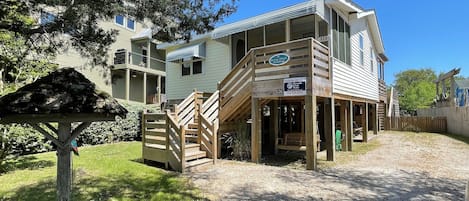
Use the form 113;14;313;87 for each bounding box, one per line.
283;77;307;96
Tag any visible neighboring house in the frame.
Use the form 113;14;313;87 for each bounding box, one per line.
143;0;389;172
455;80;469;107
39;10;166;105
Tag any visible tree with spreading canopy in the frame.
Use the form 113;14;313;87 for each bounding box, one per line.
0;0;238;173
393;68;437;114
0;0;238;86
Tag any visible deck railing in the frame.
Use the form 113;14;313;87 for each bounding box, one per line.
198;91;220;162
113;49;165;71
379;80;386;102
166;111;185;172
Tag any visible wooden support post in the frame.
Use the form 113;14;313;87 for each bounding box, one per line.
339;101;347;151
251;98;261;163
57;122;72;201
374;103;378;135
305;95;317;170
347;100;353;151
272;100;279;155
143;73;147;104
125;69;130;101
324;98;335;161
363;103;368;143
157;75;162;105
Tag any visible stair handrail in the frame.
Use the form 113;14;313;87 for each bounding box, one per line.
198;91;220;163
166;110;186;172
175;90;202;127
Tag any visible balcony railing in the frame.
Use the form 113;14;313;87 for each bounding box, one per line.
379;80;386;102
113;49;165;72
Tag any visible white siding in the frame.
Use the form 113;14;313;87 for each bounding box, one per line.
167;39;230;100
333;17;379;101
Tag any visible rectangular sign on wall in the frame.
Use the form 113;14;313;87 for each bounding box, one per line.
283;77;306;96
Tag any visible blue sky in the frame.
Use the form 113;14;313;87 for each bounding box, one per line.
219;0;469;84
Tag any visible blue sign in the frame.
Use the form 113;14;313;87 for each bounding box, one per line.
269;53;290;66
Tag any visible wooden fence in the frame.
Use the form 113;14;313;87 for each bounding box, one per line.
385;116;447;133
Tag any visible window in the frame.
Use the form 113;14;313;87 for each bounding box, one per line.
115;14;135;31
115;15;124;26
332;10;351;65
182;63;190;76
370;47;374;72
40;12;56;25
127;18;135;30
181;61;203;76
192;61;202;74
359;34;364;66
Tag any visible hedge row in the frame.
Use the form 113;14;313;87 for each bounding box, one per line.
2;102;157;157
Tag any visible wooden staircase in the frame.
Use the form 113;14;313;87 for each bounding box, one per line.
143;90;219;172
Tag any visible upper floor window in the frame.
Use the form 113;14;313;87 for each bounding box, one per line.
359;34;364;66
332;10;351;65
181;61;203;76
114;15;135;31
115;15;124;26
127;18;135;30
40;12;56;25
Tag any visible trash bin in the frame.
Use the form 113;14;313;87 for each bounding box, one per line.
335;130;342;151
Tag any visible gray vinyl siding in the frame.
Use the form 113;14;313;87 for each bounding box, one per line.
332;17;379;101
166;39;231;100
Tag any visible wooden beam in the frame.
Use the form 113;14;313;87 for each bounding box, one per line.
305;95;317;170
373;103;378;135
57;122;72;201
347;100;353;151
66;122;91;145
29;123;64;150
273;100;279;154
251;98;261;163
324;98;335;161
0;113;117;124
339;101;347;151
363;103;368;143
44;123;58;134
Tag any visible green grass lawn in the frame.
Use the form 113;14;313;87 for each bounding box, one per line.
0;142;204;201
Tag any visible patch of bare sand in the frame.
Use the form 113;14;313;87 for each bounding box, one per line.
186;132;469;200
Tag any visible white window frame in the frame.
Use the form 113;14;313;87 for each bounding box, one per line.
114;15;125;27
126;17;135;31
359;34;364;66
114;15;135;31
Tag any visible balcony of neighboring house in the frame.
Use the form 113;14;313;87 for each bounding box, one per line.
111;37;166;105
378;57;387;103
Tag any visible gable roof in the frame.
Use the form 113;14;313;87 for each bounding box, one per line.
0;68;127;119
158;0;386;60
456;80;469;89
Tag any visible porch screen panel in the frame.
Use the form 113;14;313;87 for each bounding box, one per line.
332;9;350;64
248;27;264;50
332;10;338;59
290;15;315;41
266;22;286;45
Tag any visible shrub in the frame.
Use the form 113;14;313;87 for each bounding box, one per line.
77;102;158;145
221;121;251;160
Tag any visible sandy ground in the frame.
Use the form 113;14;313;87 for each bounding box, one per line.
185;131;469;200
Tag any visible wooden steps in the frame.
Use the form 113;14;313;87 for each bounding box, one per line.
186;158;213;169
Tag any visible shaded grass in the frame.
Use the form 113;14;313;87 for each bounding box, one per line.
318;139;381;169
0;142;204;201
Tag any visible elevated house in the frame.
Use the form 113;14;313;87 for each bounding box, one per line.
142;0;388;171
38;9;166;105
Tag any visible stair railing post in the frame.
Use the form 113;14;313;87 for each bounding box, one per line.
180;125;186;172
213;119;219;164
165;110;170;169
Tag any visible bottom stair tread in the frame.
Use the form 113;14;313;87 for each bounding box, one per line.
186;158;213;168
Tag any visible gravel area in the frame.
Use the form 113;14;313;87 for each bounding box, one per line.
185;131;469;200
